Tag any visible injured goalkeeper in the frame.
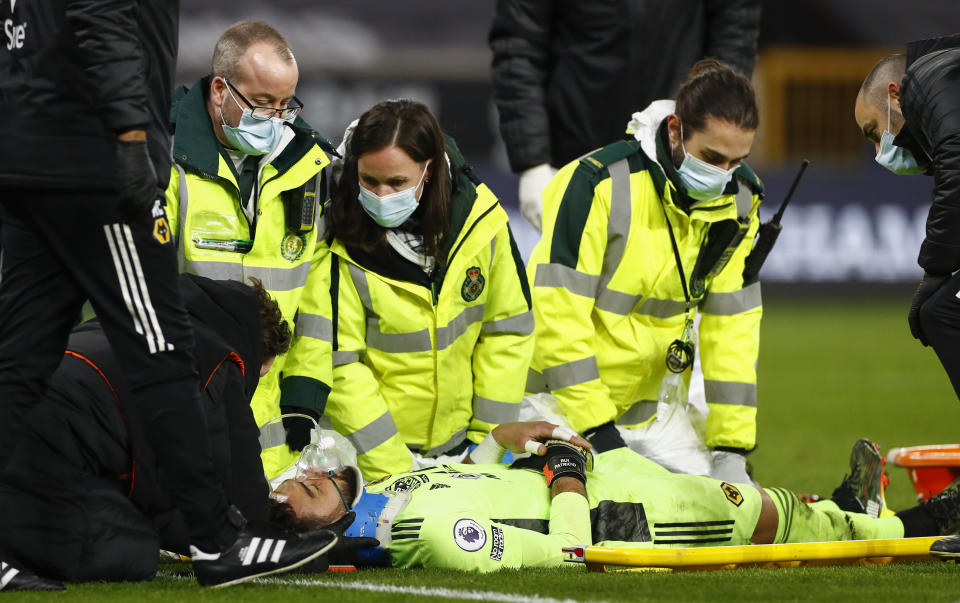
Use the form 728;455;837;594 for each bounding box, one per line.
268;422;960;572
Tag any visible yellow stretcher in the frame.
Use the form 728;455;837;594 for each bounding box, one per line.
562;537;946;572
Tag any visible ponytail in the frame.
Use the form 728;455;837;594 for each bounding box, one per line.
675;58;758;138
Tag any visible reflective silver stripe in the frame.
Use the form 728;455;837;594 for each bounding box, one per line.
332;350;361;366
436;304;486;350
489;237;496;272
413;427;469;457
527;368;547;393
704;380;757;407
592;158;638;315
345;411;400;455
541;356;600;391
635;296;690;319
734;178;753;217
245;263;310;292
367;321;432;353
185;261;244;281
617;400;658;425
175;163;189;272
533;263;599;298
473;395;520;424
595;289;642;315
599;158;631;284
295;312;333;342
258;421;287;450
348;262;484;354
347;262;375;314
184;261;310;291
700;282;762;316
481;310;534;335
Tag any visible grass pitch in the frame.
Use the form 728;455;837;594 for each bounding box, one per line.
7;294;960;601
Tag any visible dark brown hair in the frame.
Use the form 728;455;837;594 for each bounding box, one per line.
248;277;291;359
212;21;294;83
675;58;758;139
268;469;358;532
328;99;451;262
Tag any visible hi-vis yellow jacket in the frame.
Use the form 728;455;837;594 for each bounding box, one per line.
327;145;534;479
164;78;333;477
528;106;763;451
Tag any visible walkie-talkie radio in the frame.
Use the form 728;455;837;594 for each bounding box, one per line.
283;171;322;233
742;159;810;281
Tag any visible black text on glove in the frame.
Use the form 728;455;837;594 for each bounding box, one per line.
541;440;587;486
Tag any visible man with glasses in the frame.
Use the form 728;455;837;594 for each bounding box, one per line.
165;21;336;480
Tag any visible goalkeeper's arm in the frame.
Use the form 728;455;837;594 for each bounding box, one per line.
543;440;591;547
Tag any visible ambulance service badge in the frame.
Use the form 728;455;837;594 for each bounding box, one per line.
461;266;485;302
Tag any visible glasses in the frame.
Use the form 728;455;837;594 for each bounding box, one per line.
224;78;303;122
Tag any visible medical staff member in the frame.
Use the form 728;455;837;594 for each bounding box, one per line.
164;22;335;478
325;99;534;479
527;59;764;483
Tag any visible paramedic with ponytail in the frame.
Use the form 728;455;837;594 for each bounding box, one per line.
325;100;534;479
527;59;765;483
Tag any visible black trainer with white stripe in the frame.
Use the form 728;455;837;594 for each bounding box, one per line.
0;558;64;592
191;526;337;588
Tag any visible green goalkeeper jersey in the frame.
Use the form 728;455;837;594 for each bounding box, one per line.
364;447;765;571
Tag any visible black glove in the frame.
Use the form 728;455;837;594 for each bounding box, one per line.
541;440;587;486
280;405;320;451
323;512;381;566
908;273;948;346
116;139;160;222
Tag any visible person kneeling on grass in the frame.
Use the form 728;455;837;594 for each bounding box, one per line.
269;422;960;571
0;275;373;591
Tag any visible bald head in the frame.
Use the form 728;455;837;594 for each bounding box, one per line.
212;21;295;85
854;53;907;149
859;54;907;110
205;21;300;150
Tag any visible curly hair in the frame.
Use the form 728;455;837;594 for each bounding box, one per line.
248;277;291;358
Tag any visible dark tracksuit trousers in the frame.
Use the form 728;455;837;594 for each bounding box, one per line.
919;272;960;400
0;187;233;552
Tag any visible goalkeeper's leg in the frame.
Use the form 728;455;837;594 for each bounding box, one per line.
760;484;960;544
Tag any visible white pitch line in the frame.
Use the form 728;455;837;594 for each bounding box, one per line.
259;576;610;603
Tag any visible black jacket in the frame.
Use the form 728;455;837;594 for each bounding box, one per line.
489;0;761;173
898;34;960;275
0;275;268;581
0;0;178;190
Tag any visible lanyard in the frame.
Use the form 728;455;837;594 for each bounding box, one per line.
660;202;691;306
660;202;696;373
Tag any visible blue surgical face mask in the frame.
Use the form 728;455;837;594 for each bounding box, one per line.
358;160;431;228
875;95;925;175
220;85;284;156
676;125;737;202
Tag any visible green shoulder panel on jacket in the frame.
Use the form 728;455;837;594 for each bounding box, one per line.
440;133;483;260
550;140;642;268
734;162;764;195
170;77;225;178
